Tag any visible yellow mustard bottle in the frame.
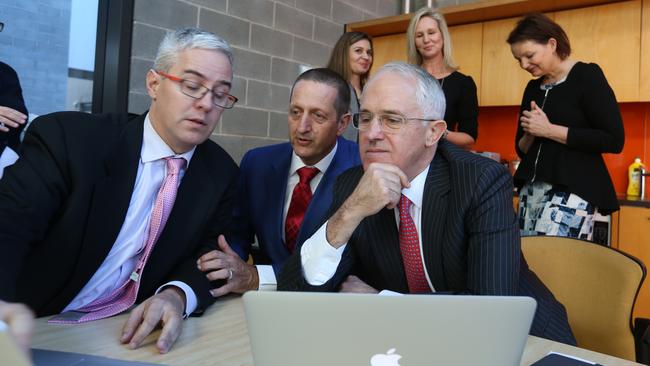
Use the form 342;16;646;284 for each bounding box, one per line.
627;157;645;197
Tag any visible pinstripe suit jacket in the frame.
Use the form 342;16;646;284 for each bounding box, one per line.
279;140;576;345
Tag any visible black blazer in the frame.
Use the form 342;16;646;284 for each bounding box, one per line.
0;62;28;151
279;140;576;345
0;112;238;316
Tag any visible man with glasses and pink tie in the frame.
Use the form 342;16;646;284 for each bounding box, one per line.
279;62;576;346
0;28;239;353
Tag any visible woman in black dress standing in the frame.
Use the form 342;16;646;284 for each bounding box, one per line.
407;7;478;149
507;13;624;239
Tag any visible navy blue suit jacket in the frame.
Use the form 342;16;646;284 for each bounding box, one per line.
229;137;361;275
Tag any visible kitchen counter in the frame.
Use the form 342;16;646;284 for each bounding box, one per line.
618;195;650;208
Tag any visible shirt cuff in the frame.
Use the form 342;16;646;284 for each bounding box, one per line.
256;265;277;291
300;221;347;285
156;281;197;318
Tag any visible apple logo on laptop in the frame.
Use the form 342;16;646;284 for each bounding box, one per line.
370;348;402;366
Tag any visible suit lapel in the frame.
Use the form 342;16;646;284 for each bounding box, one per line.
268;146;292;253
365;208;409;292
421;153;450;291
142;143;218;289
70;115;143;297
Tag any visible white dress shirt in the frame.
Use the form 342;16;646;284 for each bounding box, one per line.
65;114;198;315
255;142;338;291
300;165;435;293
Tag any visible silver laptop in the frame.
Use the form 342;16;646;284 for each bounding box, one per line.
244;292;536;366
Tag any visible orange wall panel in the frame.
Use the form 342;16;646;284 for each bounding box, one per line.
474;102;650;197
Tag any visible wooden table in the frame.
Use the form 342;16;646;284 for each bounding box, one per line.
32;295;643;366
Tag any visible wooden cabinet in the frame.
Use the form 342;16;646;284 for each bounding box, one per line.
370;33;407;75
480;17;535;106
555;0;641;102
449;22;483;102
615;205;650;319
641;0;650;100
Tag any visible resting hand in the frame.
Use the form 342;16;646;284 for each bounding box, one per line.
347;163;410;215
0;301;34;355
197;235;259;297
120;287;185;354
339;275;378;294
0;106;27;133
519;101;552;138
326;163;409;247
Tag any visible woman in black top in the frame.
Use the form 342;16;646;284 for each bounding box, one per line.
407;7;478;149
507;13;624;239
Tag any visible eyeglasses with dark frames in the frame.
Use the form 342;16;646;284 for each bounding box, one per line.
156;70;238;109
352;112;438;133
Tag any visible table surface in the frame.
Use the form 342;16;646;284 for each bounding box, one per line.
31;295;643;366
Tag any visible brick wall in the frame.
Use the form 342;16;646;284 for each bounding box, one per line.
0;0;70;116
128;0;400;163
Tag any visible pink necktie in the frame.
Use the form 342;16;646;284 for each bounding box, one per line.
398;195;430;293
284;167;320;253
50;157;186;324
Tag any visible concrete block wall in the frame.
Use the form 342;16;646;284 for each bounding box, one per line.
128;0;401;163
0;0;71;116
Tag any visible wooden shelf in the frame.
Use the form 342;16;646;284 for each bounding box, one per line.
346;0;627;36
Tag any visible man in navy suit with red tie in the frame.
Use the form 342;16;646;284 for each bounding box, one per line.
197;68;360;295
0;28;239;353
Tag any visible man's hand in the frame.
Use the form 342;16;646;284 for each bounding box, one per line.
0;106;27;133
339;275;378;294
326;163;410;247
0;301;34;355
120;287;186;354
197;235;259;297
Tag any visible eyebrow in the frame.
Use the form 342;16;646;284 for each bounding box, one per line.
183;69;232;88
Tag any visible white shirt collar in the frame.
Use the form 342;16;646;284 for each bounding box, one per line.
289;140;338;176
142;113;195;166
401;165;429;209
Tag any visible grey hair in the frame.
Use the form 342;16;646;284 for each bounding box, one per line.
153;27;233;72
406;7;458;70
364;62;445;121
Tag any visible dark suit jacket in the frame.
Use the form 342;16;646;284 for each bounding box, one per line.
0;62;28;151
229;137;361;274
0;112;238;317
279;140;576;345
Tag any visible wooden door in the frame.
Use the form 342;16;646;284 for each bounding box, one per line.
480;16;534;106
449;22;484;102
641;0;650;100
555;0;641;102
369;33;408;75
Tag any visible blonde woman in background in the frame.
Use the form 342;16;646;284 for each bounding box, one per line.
407;7;478;149
327;31;373;140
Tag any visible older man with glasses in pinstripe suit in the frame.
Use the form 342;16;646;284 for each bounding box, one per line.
278;61;576;346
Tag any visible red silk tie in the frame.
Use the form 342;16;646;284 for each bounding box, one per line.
398;194;430;293
50;157;186;324
285;166;320;253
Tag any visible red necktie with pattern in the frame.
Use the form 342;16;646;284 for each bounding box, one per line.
398;194;430;293
49;157;186;324
284;166;320;253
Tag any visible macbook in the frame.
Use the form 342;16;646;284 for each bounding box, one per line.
243;291;536;366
